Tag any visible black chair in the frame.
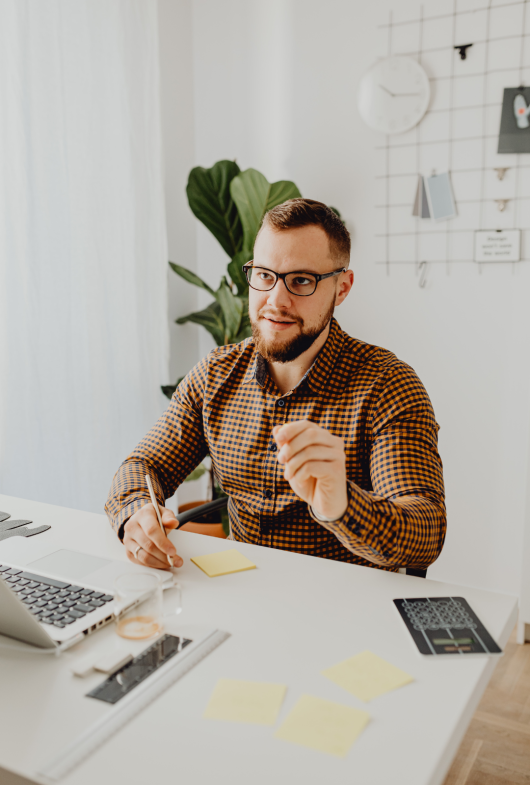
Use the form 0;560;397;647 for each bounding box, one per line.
175;497;229;528
175;497;427;578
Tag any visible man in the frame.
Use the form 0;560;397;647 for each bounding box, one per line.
105;199;446;573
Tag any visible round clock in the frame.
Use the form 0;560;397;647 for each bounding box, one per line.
357;56;430;135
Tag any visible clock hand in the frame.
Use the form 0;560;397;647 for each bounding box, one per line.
378;84;395;97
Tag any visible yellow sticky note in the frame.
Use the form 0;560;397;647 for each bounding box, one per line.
190;548;256;577
275;694;369;757
322;650;413;702
203;679;287;725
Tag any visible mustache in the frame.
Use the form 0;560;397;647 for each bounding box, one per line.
258;308;303;326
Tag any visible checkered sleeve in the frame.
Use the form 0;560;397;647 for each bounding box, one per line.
104;357;210;538
319;363;446;569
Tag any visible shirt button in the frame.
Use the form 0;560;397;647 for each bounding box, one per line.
277;399;285;407
270;444;277;452
264;489;273;499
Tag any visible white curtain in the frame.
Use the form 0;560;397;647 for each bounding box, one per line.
0;0;169;514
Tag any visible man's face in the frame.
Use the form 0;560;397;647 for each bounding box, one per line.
249;224;350;363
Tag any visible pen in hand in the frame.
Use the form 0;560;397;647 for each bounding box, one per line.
145;474;174;568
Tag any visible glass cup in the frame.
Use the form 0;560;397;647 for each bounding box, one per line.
114;572;182;640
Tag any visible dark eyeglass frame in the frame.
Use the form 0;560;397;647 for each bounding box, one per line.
242;261;346;297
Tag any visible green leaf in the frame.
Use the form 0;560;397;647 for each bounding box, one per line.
161;375;185;400
176;300;225;346
215;277;243;344
169;262;215;296
186;160;243;257
230;169;301;252
235;306;252;342
161;384;177;400
184;462;208;482
227;248;252;295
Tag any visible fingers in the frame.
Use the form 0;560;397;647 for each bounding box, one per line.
287;459;343;484
125;541;171;571
123;524;173;570
274;420;312;446
281;445;344;481
138;504;178;556
161;508;179;531
276;424;343;466
123;504;183;569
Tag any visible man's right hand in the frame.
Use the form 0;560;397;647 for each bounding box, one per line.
123;503;183;570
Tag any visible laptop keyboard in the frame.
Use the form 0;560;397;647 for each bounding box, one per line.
0;565;113;629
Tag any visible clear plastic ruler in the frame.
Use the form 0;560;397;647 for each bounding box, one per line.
39;629;230;783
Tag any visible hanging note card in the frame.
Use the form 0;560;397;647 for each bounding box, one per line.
474;229;520;262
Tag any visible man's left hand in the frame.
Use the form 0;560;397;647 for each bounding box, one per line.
273;420;348;521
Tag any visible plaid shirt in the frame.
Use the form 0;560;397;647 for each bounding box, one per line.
105;318;446;571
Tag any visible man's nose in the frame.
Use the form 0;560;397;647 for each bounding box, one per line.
267;277;293;309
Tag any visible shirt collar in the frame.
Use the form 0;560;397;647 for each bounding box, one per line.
243;351;259;385
304;317;345;393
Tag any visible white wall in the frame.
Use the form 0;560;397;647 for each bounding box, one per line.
158;0;198;386
163;0;530;597
0;0;170;516
158;0;209;505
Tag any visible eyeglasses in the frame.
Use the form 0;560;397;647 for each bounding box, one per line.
242;261;346;297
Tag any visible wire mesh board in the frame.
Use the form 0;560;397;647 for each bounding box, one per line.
374;0;530;273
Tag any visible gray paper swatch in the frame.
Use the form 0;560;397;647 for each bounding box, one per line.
425;172;457;221
412;175;432;219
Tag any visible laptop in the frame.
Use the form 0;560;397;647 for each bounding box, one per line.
0;528;174;651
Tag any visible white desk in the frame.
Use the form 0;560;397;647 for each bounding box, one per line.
0;494;518;785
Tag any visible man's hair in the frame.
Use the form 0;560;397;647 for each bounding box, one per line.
259;198;351;267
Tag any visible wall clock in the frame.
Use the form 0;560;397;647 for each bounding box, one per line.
357;56;430;135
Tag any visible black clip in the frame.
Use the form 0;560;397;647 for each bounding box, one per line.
454;44;473;60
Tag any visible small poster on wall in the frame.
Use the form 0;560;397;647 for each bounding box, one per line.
498;88;530;154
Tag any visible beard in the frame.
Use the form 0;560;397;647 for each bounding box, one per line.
250;300;335;363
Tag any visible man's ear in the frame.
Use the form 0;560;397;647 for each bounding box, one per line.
335;270;354;305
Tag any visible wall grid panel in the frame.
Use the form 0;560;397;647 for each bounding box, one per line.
375;0;530;271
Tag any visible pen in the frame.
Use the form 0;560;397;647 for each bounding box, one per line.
145;473;173;568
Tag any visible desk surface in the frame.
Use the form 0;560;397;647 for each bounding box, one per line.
0;494;518;785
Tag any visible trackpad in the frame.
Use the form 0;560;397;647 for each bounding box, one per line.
28;549;111;580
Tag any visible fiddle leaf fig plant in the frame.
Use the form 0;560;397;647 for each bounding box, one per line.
163;160;301;399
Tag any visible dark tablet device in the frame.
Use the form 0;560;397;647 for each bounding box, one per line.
394;597;502;656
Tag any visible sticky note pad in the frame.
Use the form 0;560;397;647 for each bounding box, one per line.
190;548;256;577
274;695;369;757
322;650;413;702
203;679;287;725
